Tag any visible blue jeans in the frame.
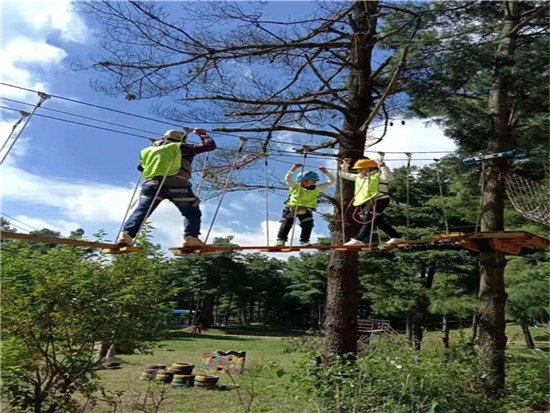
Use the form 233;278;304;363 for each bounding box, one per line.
122;181;201;238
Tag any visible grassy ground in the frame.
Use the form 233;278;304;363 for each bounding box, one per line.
88;328;308;413
87;323;549;413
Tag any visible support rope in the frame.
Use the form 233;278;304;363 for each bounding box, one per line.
264;154;270;246
434;159;450;234
337;159;346;245
289;147;309;247
405;153;412;240
115;172;143;242
195;151;211;197
0;92;50;165
475;161;486;234
204;137;248;244
0;110;29;154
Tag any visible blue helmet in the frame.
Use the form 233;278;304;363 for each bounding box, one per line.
296;170;320;182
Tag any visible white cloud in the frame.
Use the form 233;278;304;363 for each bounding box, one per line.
0;0;89;100
366;118;456;167
11;215;81;235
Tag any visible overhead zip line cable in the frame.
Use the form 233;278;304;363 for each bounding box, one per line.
0;92;50;165
2;83;456;155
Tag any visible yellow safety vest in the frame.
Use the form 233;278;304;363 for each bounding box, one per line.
140;142;182;179
286;185;321;214
353;172;380;206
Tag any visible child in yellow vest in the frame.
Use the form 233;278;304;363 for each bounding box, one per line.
341;158;405;246
276;164;335;246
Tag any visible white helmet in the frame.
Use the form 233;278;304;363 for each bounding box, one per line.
163;130;187;142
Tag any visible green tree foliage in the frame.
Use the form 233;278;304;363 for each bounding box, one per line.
286;251;329;329
505;250;550;349
1;233;173;412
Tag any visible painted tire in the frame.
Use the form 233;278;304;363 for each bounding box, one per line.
171;363;194;375
193;375;219;389
171;374;195;387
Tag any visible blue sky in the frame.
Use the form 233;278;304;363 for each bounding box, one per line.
0;1;456;251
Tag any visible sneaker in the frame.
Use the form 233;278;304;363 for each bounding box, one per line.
300;241;312;246
386;237;407;245
183;236;205;248
116;233;133;247
275;240;286;247
344;239;366;246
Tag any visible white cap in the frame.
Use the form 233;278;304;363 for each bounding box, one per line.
163;130;186;141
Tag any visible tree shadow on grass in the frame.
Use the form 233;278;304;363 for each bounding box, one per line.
220;325;307;338
162;330;252;342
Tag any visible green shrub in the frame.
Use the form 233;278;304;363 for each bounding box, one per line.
289;338;548;413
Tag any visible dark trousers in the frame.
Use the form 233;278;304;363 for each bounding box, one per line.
276;206;314;242
122;181;201;238
355;198;401;241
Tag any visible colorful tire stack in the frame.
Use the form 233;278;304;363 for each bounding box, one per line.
140;364;159;381
193;374;219;389
171;374;196;388
155;368;173;384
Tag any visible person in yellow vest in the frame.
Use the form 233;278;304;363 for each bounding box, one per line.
116;128;216;247
276;164;335;246
341;158;405;246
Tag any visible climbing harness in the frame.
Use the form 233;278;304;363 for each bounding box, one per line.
0;92;50;165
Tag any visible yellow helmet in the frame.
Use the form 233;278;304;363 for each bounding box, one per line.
352;159;378;169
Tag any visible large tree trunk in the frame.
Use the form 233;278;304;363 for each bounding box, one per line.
520;320;536;349
406;312;413;346
442;315;450;349
201;294;215;327
324;0;378;356
412;313;423;351
225;292;233;326
471;313;479;344
477;0;518;396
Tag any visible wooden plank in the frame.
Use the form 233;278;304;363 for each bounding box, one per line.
467;231;529;240
488;239;522;255
0;230;143;251
102;246;143;255
168;232;549;255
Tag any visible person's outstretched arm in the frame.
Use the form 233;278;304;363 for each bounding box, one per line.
187;128;216;155
317;167;336;190
340;158;358;181
378;162;394;182
285;164;303;187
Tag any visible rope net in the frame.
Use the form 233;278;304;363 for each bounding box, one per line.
505;172;550;226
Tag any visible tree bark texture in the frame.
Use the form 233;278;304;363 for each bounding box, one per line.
477;0;519;396
324;0;378;355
